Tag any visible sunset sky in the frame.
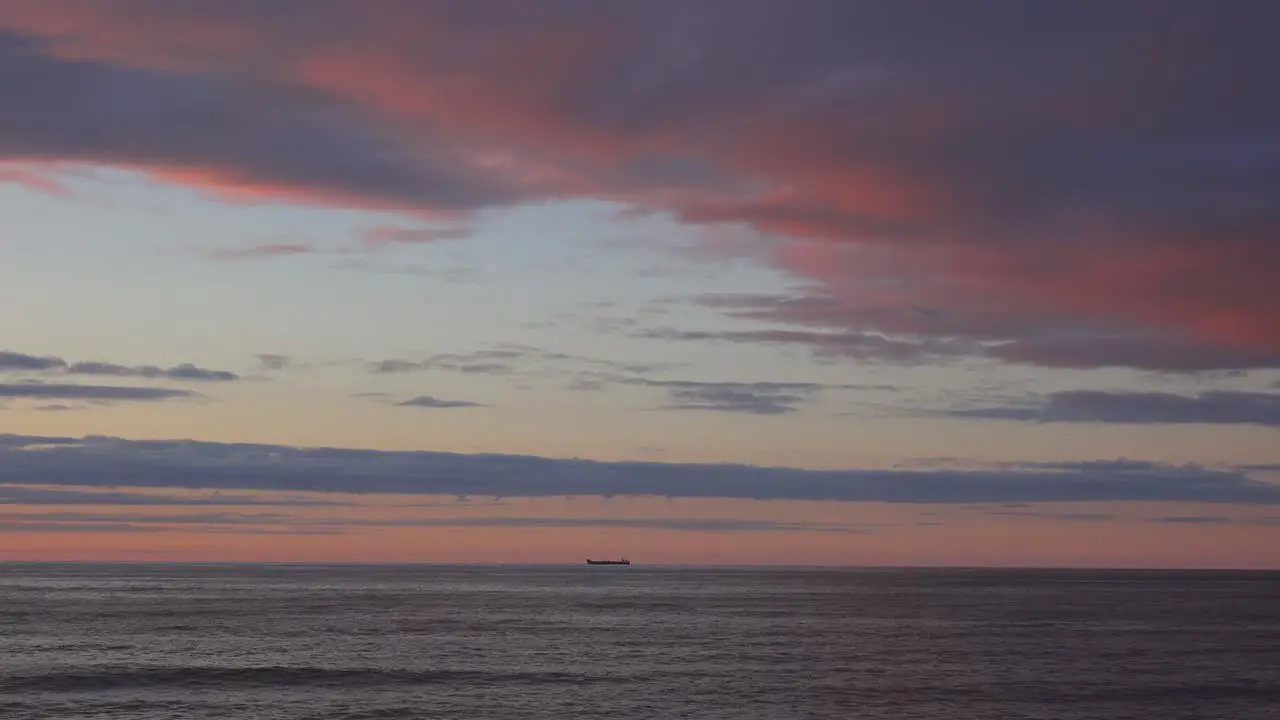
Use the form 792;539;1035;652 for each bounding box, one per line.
2;1;1278;568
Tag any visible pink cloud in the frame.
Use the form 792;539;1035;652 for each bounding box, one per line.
0;2;1277;370
0;163;74;197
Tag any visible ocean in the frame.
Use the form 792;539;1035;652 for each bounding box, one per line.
1;564;1276;719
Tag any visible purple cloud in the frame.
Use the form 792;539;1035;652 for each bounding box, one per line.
0;2;1277;372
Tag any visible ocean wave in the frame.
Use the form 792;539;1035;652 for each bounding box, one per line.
0;665;625;692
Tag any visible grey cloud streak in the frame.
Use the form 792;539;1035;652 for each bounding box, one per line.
949;390;1280;426
0;510;288;526
0;383;195;401
660;384;807;415
626;378;896;416
1151;516;1233;525
377;344;898;416
0;350;66;371
0;521;339;535
370;346;674;379
360;516;866;533
1147;516;1280;527
639;319;1280;373
210;244;314;261
2;434;1279;506
637;380;837;416
985;510;1114;523
0;510;868;536
69;362;239;382
362;225;473;247
397;396;485;409
1;348;240;382
0;485;348;507
0;521;171;534
256;354;291;372
34;404;80;412
375;356;515;376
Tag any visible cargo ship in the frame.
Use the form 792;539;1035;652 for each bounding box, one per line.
585;558;631;565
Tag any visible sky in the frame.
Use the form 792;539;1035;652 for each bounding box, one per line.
1;1;1278;568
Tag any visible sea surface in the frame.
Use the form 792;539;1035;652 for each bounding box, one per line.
1;564;1277;719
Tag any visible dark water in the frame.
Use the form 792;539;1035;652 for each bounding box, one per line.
1;564;1277;719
